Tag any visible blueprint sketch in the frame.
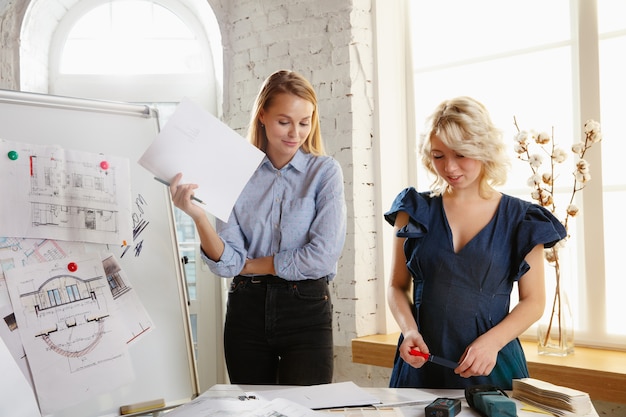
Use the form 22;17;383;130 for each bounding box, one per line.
0;238;152;390
100;252;153;344
4;253;134;416
0;238;86;306
0;139;132;245
0;238;86;390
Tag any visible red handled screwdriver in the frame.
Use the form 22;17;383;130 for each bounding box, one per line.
410;349;458;369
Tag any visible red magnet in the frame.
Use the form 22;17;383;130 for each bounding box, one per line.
67;262;78;272
100;160;109;170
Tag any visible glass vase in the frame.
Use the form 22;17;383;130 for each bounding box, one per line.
537;287;574;356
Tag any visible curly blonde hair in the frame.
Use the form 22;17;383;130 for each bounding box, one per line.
420;96;510;197
247;70;325;156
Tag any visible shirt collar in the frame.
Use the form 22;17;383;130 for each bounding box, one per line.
261;148;308;173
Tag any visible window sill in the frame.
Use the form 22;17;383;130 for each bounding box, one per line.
351;333;626;404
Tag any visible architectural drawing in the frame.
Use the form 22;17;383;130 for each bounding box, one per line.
4;253;134;415
103;254;131;298
10;255;116;367
0;238;85;308
23;272;110;362
29;153;120;233
0;238;152;411
101;253;153;344
0;139;132;245
0;238;86;389
0;237;84;267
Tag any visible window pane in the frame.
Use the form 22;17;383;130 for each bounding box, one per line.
410;0;570;68
413;48;575;198
410;1;574;194
598;0;626;336
60;1;203;74
598;39;626;188
597;0;626;34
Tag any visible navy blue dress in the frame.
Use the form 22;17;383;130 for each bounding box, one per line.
384;188;567;390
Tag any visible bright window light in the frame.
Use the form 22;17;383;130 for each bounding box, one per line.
409;0;626;346
60;1;203;74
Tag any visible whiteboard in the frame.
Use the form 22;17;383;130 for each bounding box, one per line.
0;90;199;417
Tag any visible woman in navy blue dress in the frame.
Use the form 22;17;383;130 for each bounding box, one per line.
386;96;566;390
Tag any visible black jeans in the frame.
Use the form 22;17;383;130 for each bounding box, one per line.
223;275;333;385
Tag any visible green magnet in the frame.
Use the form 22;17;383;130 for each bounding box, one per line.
7;150;18;160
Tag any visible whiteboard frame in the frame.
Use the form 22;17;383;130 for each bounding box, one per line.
0;89;200;417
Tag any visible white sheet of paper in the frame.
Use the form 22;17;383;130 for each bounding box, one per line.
164;391;331;417
0;337;40;417
164;391;263;417
138;98;265;222
251;381;382;410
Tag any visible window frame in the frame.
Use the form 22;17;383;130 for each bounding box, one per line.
385;0;624;349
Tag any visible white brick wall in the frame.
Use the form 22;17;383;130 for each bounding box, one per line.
210;0;389;385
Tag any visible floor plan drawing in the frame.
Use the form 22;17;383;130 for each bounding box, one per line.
29;152;120;233
0;139;132;245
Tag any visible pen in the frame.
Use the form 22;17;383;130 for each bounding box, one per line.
154;177;206;205
409;349;458;369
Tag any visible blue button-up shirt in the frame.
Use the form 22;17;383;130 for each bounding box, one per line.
202;149;347;281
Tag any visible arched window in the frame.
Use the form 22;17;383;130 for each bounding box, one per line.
47;0;221;114
58;1;204;75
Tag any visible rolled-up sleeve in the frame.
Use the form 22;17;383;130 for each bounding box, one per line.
200;218;248;277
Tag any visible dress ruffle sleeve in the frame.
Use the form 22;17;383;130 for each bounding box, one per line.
384;187;431;239
512;202;567;281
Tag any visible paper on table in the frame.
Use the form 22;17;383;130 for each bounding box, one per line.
164;392;328;417
250;381;382;410
138;98;265;222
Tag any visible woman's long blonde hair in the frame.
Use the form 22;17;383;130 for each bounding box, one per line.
247;70;325;156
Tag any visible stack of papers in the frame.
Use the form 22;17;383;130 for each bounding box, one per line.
512;378;593;416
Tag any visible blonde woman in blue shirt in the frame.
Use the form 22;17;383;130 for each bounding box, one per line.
169;70;347;385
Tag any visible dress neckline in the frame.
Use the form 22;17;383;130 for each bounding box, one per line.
441;194;504;254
